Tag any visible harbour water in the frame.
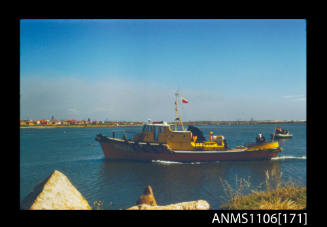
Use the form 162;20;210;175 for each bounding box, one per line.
20;123;306;209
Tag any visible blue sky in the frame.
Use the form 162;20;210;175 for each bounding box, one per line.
20;19;306;121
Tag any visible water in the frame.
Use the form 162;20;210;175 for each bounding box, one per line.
20;123;306;210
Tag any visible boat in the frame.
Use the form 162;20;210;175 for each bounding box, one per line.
271;127;293;139
95;93;282;162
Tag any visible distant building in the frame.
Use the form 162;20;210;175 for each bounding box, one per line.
92;120;100;125
48;120;60;125
26;120;35;126
61;121;69;125
40;120;48;125
80;120;88;125
104;121;116;124
66;120;78;125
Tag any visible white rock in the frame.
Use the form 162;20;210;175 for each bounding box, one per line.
21;170;91;210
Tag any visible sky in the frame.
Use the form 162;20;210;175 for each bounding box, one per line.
20;19;306;122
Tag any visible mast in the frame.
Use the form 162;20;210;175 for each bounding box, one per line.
174;91;185;131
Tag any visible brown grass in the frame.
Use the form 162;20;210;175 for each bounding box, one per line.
220;170;306;210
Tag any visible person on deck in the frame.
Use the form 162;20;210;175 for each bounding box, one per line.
276;127;282;134
256;132;266;143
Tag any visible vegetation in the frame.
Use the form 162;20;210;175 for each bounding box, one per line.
219;169;306;210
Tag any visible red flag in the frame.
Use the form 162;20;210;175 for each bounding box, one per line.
181;97;189;103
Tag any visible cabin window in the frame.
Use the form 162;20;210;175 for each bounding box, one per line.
154;126;159;141
145;125;150;132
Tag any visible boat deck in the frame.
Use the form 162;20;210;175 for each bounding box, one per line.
173;148;246;154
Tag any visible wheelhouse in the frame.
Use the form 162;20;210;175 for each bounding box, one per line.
133;120;226;151
134;120;173;143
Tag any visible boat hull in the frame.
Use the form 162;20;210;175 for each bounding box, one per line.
272;133;293;139
96;135;280;162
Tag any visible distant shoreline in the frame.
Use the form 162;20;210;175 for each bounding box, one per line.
183;120;306;126
20;120;305;129
20;124;144;129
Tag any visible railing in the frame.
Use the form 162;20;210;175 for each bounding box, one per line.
111;130;136;140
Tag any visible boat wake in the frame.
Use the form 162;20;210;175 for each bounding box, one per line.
272;155;306;160
152;160;220;165
151;156;306;164
152;160;183;164
151;160;214;165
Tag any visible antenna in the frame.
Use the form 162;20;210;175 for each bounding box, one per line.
174;91;185;131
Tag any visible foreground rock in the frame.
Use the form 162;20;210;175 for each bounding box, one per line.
127;185;210;210
136;185;157;206
21;170;91;210
127;200;210;210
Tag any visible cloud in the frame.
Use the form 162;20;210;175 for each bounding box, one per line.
293;97;306;102
67;108;80;115
282;95;306;102
92;107;111;113
283;95;303;99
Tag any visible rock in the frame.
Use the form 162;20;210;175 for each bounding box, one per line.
21;170;91;210
129;185;210;210
136;185;157;206
127;200;210;210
